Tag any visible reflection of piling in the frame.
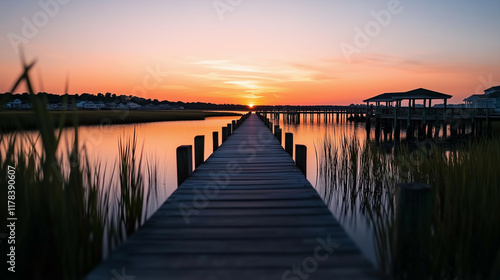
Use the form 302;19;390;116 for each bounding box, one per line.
375;118;381;143
176;145;193;187
394;120;401;142
194;135;204;168
393;183;432;280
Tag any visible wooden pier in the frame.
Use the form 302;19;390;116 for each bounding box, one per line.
86;113;379;280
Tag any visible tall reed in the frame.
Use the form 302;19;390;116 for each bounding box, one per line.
0;58;160;279
316;136;500;279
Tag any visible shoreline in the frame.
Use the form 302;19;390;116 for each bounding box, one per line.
0;110;243;132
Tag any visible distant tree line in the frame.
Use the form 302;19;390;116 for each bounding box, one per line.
0;92;250;110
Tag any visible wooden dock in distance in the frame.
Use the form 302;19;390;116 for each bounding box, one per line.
86;113;379;280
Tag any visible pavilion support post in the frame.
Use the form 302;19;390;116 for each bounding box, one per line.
394;120;401;143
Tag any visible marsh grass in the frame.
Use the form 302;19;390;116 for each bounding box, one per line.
316;135;500;279
0;58;161;279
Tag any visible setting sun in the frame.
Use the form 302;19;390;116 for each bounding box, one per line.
249;104;254;108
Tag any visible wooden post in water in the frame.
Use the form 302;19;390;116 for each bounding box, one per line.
274;124;279;137
194;135;205;168
222;127;228;142
176;145;193;187
227;123;232;136
295;144;307;175
212;131;219;152
285;133;293;157
232;120;236;130
393;183;432;280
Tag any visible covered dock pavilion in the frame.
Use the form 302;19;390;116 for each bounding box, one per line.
363;88;453;110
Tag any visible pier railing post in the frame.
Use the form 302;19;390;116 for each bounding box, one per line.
277;128;282;144
213;131;219;152
393;183;432;280
194;135;205;168
227;123;232;136
295;144;307;175
222;126;228;142
176;145;193;187
285;133;293;157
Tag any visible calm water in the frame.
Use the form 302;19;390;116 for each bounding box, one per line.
269;113;377;265
3;112;378;265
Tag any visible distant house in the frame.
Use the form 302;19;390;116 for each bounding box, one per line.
12;99;22;108
76;101;87;109
4;99;22;109
464;86;500;111
47;103;59;110
126;102;141;109
84;101;97;110
95;101;106;110
117;103;128;110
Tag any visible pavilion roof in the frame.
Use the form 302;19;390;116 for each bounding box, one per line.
363;88;452;103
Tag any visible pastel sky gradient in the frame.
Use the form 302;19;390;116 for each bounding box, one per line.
1;0;500;105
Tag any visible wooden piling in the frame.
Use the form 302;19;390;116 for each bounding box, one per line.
212;131;219;152
227;123;232;136
295;144;307;175
194;135;205;168
222;127;228;142
393;183;432;280
285;133;293;157
176;145;193;187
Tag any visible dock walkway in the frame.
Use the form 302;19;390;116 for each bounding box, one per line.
87;113;379;280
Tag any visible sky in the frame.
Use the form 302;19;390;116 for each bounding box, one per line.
1;0;500;105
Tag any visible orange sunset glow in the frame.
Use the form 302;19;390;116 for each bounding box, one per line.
1;1;500;105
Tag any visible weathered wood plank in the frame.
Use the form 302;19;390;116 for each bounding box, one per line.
86;113;379;280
